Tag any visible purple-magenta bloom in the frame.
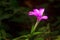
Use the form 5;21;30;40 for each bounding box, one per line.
29;8;48;21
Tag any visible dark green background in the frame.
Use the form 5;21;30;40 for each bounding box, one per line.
0;0;60;40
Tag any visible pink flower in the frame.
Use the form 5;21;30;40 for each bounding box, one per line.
29;8;48;21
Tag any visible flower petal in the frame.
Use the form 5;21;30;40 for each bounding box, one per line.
33;9;39;13
41;16;48;19
33;9;41;17
29;11;37;16
29;11;34;15
39;8;45;16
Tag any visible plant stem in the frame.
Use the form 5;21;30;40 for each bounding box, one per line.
31;20;40;33
34;21;39;31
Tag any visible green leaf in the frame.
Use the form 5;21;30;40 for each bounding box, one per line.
13;34;30;40
32;32;42;36
55;36;60;40
0;29;7;40
31;25;35;33
34;37;44;40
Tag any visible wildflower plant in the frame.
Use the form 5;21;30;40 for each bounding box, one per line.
0;0;60;40
29;8;48;33
13;8;48;40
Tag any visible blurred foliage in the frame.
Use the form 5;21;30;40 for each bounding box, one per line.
0;0;60;40
55;36;60;40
